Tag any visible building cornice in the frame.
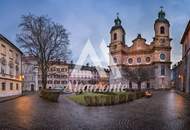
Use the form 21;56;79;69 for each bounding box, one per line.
181;20;190;44
0;77;22;82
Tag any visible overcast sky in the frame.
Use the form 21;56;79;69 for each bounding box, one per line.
0;0;189;66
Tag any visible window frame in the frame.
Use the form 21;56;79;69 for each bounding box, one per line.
160;26;165;34
113;33;117;40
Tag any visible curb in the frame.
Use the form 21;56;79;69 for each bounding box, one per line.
174;90;190;98
0;95;22;103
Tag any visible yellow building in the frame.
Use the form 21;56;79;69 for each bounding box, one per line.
0;34;23;97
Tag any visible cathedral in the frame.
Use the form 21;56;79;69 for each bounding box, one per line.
108;8;172;89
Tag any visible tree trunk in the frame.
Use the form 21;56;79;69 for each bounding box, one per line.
138;82;141;90
41;66;48;89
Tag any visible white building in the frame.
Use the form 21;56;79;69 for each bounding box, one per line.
0;34;23;97
22;55;38;91
68;63;110;89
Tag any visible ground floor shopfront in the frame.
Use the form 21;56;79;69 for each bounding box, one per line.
0;78;22;97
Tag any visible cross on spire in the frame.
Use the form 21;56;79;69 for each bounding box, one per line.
116;12;119;17
114;12;121;25
160;6;164;10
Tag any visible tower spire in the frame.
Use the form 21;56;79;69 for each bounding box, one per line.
160;6;163;11
158;6;166;19
116;12;119;18
114;12;121;26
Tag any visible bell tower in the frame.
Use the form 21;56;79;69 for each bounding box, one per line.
108;13;126;84
109;13;126;66
153;7;172;89
154;6;171;47
110;13;125;44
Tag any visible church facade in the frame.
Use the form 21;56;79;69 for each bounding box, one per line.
108;8;172;89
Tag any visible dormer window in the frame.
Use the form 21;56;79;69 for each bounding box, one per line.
160;26;165;34
113;33;117;40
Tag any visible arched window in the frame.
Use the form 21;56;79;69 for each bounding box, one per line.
160;26;165;34
113;57;117;63
113;33;117;40
161;65;165;76
129;81;132;89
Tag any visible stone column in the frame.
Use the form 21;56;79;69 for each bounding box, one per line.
34;66;39;91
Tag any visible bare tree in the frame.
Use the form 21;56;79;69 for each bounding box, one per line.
123;66;154;90
17;14;70;89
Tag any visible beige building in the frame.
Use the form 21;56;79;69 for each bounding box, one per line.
109;8;172;89
0;34;23;97
22;56;69;91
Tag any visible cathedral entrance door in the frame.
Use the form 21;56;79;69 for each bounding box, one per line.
147;82;150;89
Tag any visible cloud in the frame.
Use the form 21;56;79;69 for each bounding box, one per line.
0;0;189;65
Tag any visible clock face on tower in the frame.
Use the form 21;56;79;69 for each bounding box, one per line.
160;53;166;60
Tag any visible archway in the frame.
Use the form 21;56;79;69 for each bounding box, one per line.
31;84;35;91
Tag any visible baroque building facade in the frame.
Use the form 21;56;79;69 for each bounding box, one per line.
109;9;172;89
0;34;23;97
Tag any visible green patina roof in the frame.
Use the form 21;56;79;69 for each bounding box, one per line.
114;13;121;26
155;6;170;25
110;13;125;33
158;6;166;20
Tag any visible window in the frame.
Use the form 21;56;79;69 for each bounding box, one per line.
146;57;151;63
160;26;165;34
129;81;132;89
1;44;6;55
160;53;166;60
161;65;165;76
122;35;125;42
15;54;19;64
113;57;117;63
185;44;187;52
128;58;133;64
10;83;13;90
137;57;141;63
16;83;19;90
9;49;14;58
2;82;6;91
1;67;5;74
113;33;117;40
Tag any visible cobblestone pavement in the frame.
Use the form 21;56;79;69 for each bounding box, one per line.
0;90;190;130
